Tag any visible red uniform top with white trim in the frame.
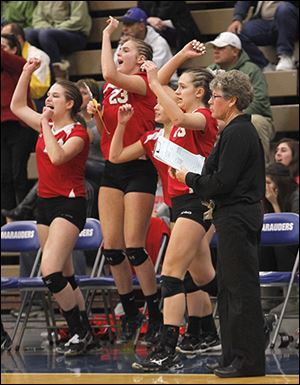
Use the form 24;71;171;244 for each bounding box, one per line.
168;107;218;198
36;122;89;198
140;129;171;207
101;72;157;160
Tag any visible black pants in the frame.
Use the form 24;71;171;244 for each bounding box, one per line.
213;202;265;374
1;121;36;211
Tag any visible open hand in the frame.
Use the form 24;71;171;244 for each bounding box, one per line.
142;60;159;85
103;16;119;35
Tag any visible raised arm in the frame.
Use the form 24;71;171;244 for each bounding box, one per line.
10;58;42;132
109;104;145;163
101;17;147;95
143;61;207;131
157;40;206;85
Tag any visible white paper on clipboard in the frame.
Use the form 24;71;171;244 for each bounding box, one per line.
153;136;205;174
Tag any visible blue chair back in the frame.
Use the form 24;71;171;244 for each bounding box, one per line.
261;212;299;246
74;218;103;250
209;212;299;248
1;220;40;252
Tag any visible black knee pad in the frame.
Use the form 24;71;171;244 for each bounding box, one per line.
42;272;68;294
184;271;200;294
199;275;218;296
66;275;78;290
103;248;126;266
125;247;149;267
160;275;185;299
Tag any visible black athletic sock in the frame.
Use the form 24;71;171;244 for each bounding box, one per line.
201;314;217;335
119;291;139;318
80;310;92;333
145;292;162;321
161;324;180;351
62;305;85;337
186;316;202;337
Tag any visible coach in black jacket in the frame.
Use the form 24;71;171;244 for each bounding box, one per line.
174;70;266;378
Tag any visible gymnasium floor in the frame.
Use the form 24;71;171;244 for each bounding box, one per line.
1;329;299;384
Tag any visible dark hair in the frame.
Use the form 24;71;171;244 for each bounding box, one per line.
273;138;299;180
56;80;83;120
183;68;214;106
1;33;22;56
76;78;101;102
264;163;298;212
3;22;25;41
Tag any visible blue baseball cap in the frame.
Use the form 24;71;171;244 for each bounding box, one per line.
122;7;147;24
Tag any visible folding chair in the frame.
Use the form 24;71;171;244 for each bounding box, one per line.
259;212;299;349
1;220;44;349
1;218;104;350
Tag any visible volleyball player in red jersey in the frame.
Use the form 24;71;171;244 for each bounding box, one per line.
132;43;221;371
10;58;94;356
90;16;160;343
108;100;171;345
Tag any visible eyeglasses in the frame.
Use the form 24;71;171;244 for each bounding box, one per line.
210;94;224;100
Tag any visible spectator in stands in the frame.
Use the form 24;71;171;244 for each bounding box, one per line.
10;57;95;356
260;162;298;269
1;319;12;351
25;1;92;80
91;16;161;344
173;70;266;378
137;1;201;52
227;1;299;71
1;1;36;28
206;31;273;164
115;7;178;86
2;22;51;111
273;138;299;184
1;34;37;227
132;43;219;371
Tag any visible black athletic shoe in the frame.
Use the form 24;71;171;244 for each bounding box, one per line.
56;334;101;354
1;331;12;351
63;331;93;356
116;312;145;344
198;333;221;353
176;333;203;355
132;343;183;372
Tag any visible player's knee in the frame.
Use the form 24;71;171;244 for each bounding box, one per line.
42;272;68;294
65;275;78;290
125;247;149;267
160;275;185;298
103;248;126;266
184;271;200;294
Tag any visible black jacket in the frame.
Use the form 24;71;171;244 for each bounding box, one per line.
186;114;265;209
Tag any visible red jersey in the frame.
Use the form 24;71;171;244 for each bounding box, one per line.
36;122;89;198
101;72;157;159
168;107;218;198
140;129;171;207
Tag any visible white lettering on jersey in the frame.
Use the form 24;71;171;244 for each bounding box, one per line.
109;88;129;105
173;127;186;138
